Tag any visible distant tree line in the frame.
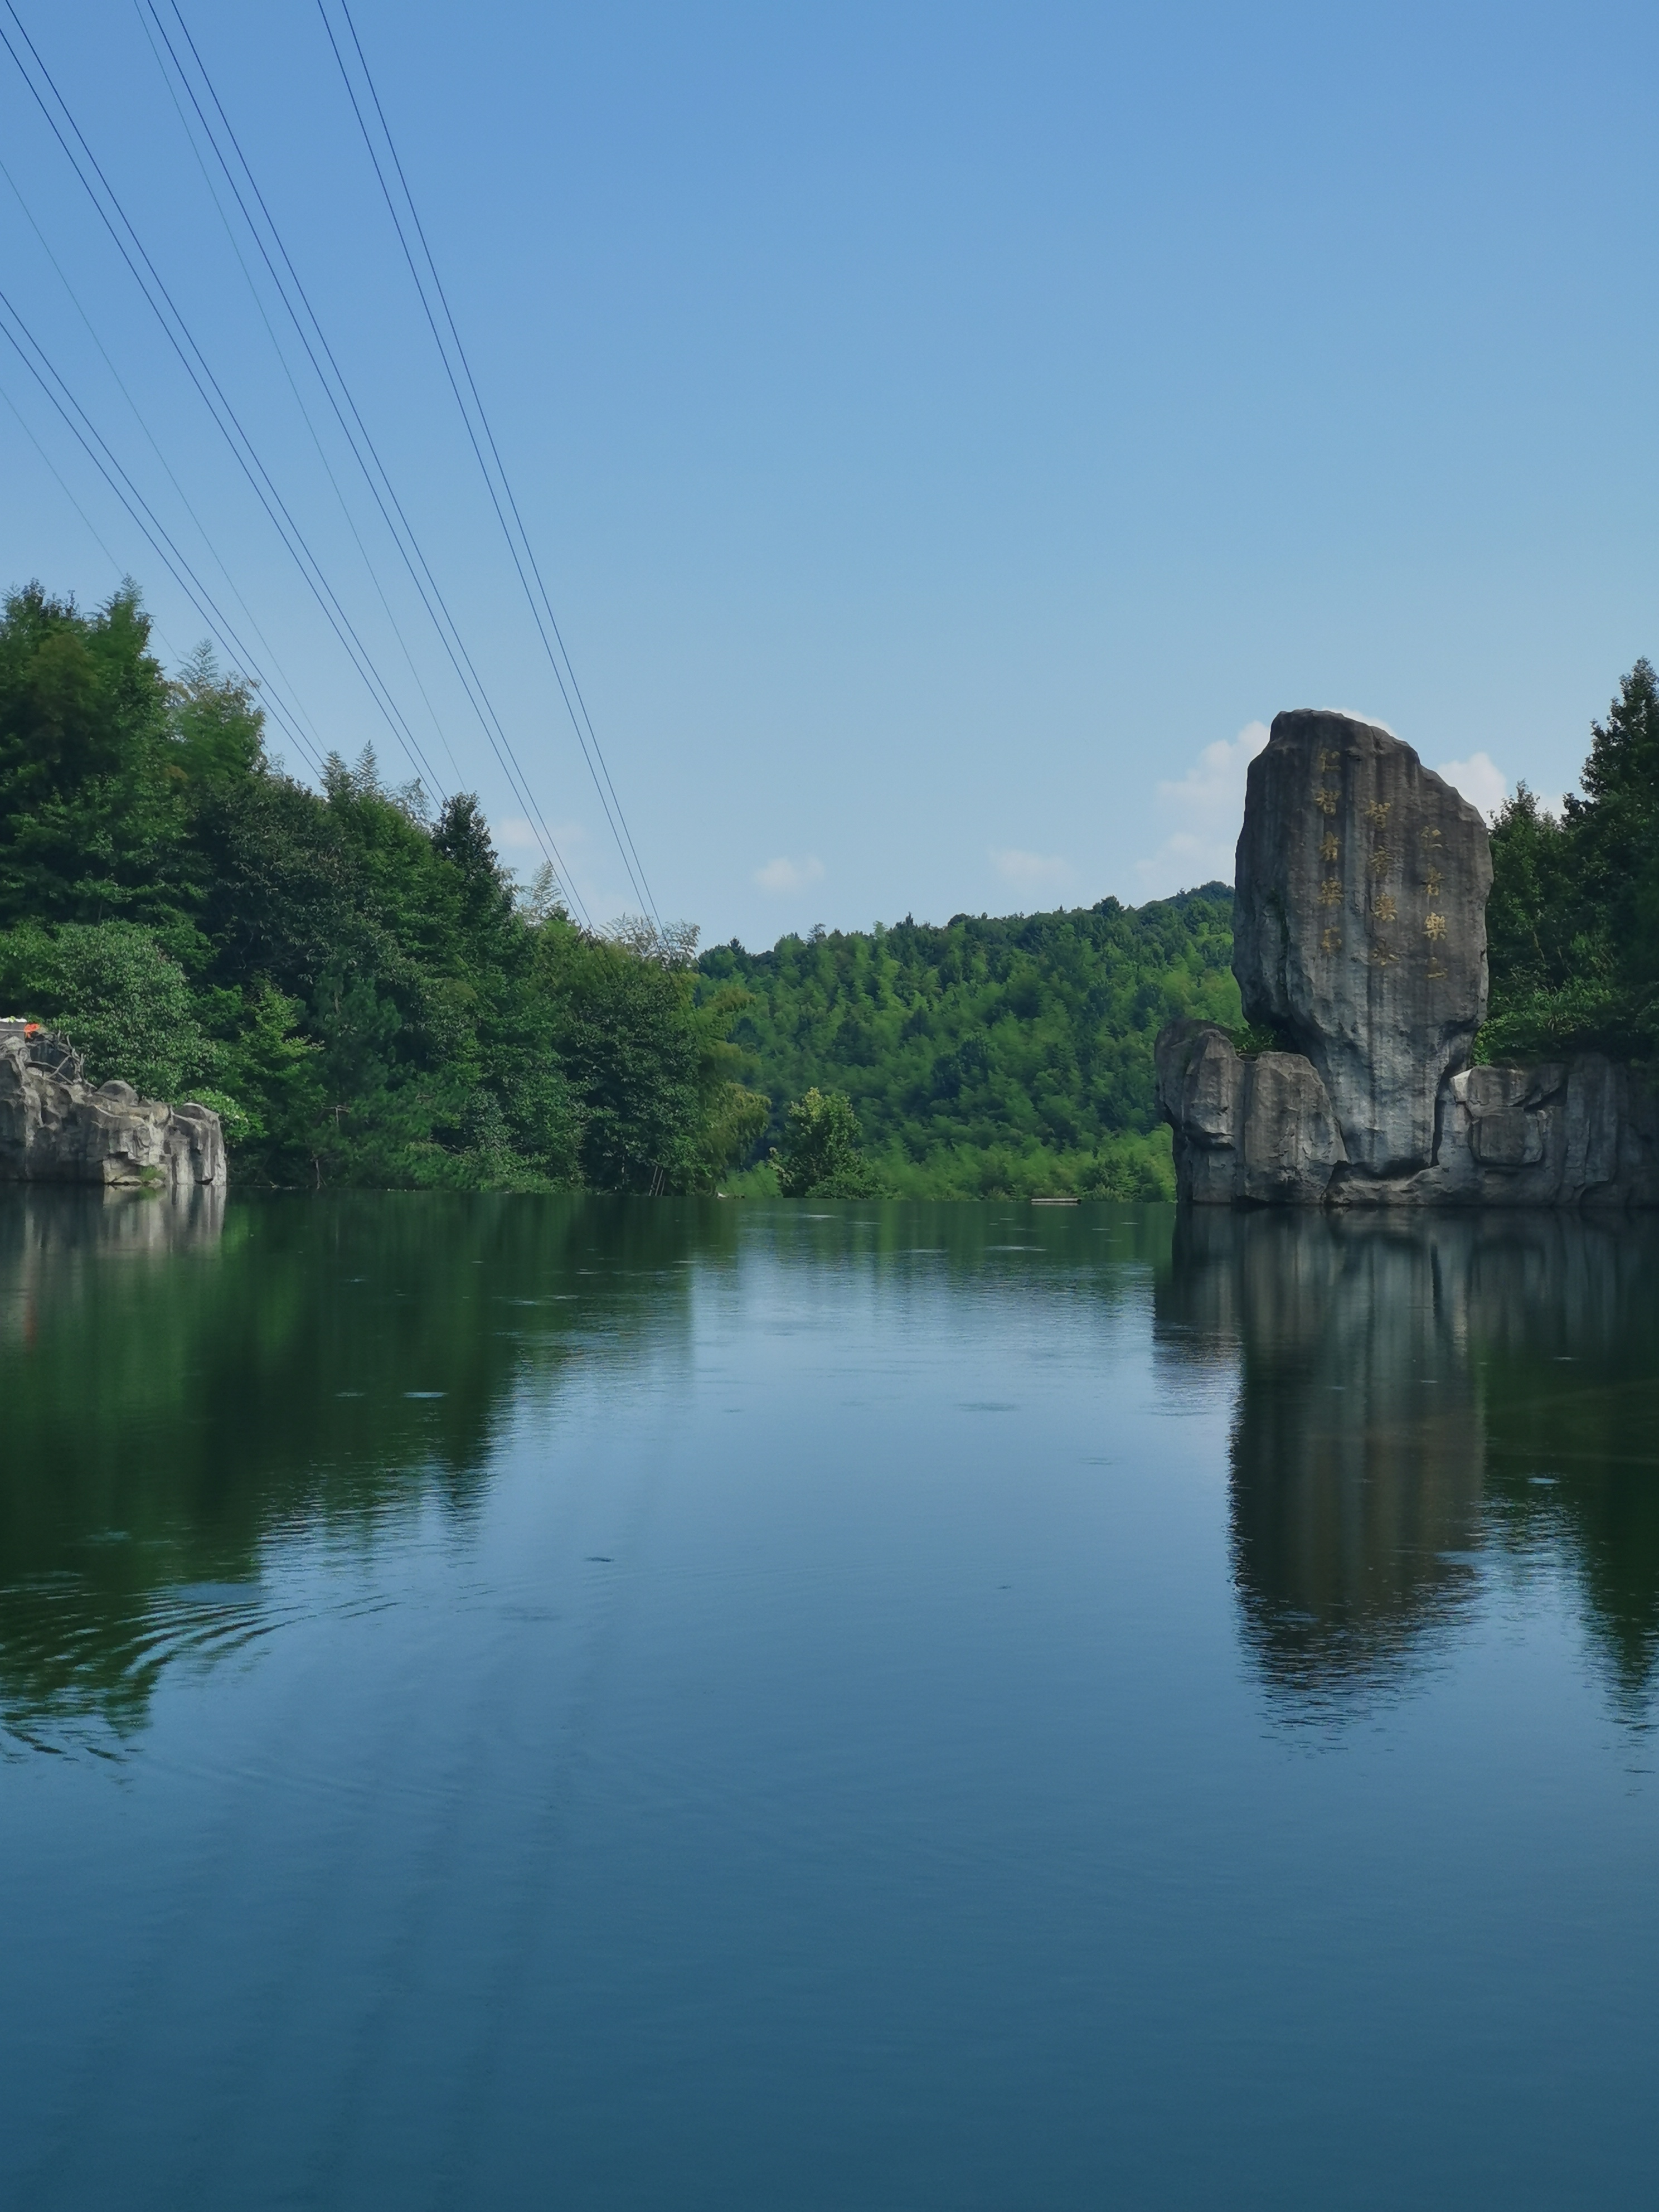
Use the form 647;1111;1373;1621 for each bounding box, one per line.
0;581;763;1190
698;891;1240;1199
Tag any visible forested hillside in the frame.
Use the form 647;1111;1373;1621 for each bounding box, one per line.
0;583;761;1190
698;892;1240;1197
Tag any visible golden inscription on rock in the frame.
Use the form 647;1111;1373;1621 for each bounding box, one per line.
1424;865;1443;900
1320;925;1342;953
1371;892;1397;922
1365;799;1391;827
1318;877;1342;908
1320;832;1340;863
1317;747;1343;772
1424;911;1448;941
1371;942;1397;966
1314;787;1340;816
1427;960;1448;979
1420;824;1443;847
1367;845;1389;876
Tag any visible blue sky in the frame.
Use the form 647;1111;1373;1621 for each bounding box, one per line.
3;1;1656;945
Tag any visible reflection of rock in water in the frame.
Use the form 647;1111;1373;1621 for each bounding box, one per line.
1158;1209;1659;1716
0;1185;224;1339
1160;1210;1487;1704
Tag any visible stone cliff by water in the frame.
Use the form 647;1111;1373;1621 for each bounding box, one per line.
0;1031;224;1189
1156;709;1659;1207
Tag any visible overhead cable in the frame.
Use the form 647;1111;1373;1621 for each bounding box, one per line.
1;375;128;583
321;0;662;924
0;146;328;761
131;0;462;792
0;0;447;797
0;368;185;661
0;285;326;773
147;0;589;918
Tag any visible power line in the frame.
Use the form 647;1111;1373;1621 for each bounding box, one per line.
0;284;325;774
0;0;447;797
149;0;590;919
130;0;462;791
0;368;186;664
321;0;662;924
1;375;129;582
149;0;588;915
0;147;328;760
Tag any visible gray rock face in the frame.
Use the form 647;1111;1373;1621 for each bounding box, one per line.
0;1036;225;1188
1154;1019;1345;1206
1366;1052;1659;1207
1234;709;1491;1181
1156;705;1658;1209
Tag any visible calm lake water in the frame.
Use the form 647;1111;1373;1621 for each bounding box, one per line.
3;1190;1658;2210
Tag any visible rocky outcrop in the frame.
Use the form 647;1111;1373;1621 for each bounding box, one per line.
1155;1019;1345;1205
1373;1052;1659;1207
1234;709;1492;1178
1157;707;1659;1209
0;1035;225;1188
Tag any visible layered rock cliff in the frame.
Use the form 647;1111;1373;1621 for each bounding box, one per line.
0;1034;225;1188
1157;709;1659;1207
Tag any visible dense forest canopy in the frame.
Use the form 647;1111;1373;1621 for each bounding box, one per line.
697;891;1239;1197
1483;659;1659;1065
0;581;762;1190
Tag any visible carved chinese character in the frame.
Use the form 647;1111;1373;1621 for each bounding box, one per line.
1320;832;1340;863
1427;960;1448;980
1317;746;1343;771
1371;892;1397;922
1320;926;1341;953
1314;787;1340;816
1318;877;1342;908
1365;799;1391;827
1424;911;1448;941
1424;865;1443;899
1367;844;1389;875
1371;942;1397;966
1419;824;1443;846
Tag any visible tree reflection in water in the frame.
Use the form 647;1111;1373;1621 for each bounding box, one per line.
1157;1207;1659;1719
0;1187;720;1751
6;1188;1658;1754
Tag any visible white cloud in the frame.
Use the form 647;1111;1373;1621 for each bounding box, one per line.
1136;719;1270;895
1434;750;1508;819
755;854;825;893
493;817;540;850
1313;707;1396;736
991;847;1071;887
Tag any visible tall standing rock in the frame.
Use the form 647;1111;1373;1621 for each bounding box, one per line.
1233;710;1492;1181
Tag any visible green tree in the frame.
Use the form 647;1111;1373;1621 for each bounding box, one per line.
0;582;177;931
772;1086;883;1196
0;919;215;1098
1485;659;1659;1061
0;578;759;1190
